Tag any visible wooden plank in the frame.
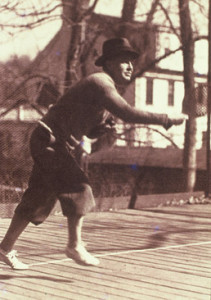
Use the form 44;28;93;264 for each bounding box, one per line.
0;206;211;299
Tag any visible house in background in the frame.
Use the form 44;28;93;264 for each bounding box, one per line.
0;8;208;197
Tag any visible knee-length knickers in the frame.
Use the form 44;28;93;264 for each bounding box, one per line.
15;125;95;225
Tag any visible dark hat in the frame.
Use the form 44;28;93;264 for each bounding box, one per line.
95;37;139;66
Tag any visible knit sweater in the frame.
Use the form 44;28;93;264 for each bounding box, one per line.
42;71;168;141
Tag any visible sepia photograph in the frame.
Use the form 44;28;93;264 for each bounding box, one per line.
0;0;210;299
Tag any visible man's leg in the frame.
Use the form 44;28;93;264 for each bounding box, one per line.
65;214;99;266
0;213;29;269
67;214;84;248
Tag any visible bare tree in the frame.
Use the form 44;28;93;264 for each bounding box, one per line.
0;0;208;194
132;0;207;193
0;1;62;34
179;0;197;192
62;0;99;88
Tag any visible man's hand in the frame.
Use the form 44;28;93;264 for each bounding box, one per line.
164;113;188;130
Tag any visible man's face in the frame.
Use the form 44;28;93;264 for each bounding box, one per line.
105;54;135;85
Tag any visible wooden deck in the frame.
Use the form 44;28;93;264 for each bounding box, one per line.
0;204;211;299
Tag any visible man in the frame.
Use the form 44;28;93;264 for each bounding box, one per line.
0;38;186;269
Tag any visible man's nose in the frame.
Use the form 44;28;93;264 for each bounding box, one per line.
127;61;133;70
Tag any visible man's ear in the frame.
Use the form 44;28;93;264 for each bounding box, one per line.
104;59;113;71
104;59;116;79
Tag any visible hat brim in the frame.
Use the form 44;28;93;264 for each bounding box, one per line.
95;49;139;66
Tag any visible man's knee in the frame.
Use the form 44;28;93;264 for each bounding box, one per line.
59;184;95;216
79;183;94;199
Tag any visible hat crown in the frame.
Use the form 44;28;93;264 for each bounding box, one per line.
103;38;132;54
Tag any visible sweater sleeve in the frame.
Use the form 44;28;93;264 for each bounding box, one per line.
91;73;168;126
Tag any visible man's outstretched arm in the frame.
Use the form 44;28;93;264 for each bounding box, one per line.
98;80;186;129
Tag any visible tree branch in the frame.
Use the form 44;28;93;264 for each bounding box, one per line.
82;0;99;18
0;73;51;105
158;2;181;41
132;34;208;79
191;0;207;17
116;125;180;148
145;0;160;25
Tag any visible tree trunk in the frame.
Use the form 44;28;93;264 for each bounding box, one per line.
119;0;137;37
121;0;137;23
179;0;197;191
119;0;138;208
63;0;90;90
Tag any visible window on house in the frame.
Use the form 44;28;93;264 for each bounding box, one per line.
196;83;206;104
168;80;174;106
146;78;153;105
195;83;207;116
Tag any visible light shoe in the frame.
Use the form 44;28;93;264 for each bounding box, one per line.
0;249;28;270
65;245;100;266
